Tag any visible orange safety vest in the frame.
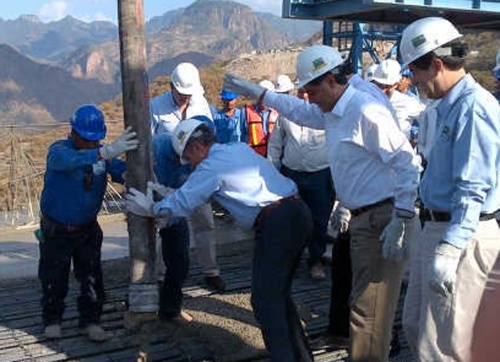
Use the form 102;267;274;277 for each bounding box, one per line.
245;104;279;157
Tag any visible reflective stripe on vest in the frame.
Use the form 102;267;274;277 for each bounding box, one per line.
245;105;278;156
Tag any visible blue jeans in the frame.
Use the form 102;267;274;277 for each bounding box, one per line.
252;198;313;362
158;218;190;319
38;215;104;327
281;166;335;265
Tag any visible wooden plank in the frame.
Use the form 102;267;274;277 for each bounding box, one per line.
0;236;416;361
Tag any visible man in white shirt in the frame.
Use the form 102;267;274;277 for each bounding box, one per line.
268;80;334;281
223;45;420;361
150;62;225;292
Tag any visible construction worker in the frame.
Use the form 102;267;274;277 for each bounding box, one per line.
371;59;424;143
268;80;334;281
243;79;279;157
223;44;420;361
211;89;246;143
399;17;500;362
151;132;193;322
38;104;139;341
126;119;314;362
150;62;226;292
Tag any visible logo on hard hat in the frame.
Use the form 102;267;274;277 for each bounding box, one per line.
177;130;189;144
312;57;328;72
411;34;427;48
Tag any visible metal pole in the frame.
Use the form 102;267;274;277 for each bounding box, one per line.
117;0;158;325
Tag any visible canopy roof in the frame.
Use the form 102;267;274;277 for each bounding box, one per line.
282;0;500;30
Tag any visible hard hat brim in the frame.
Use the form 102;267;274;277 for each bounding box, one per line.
173;83;205;96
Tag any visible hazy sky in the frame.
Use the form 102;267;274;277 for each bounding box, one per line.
0;0;284;23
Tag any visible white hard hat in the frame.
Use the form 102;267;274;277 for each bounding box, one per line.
371;59;402;86
296;45;344;88
364;63;378;82
170;62;204;95
493;49;500;72
172;118;204;164
275;74;295;93
259;79;275;92
399;17;462;67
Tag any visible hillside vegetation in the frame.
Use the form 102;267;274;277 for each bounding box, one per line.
1;29;499;214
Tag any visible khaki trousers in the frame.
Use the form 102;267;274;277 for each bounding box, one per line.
471;246;500;362
403;219;500;362
349;203;405;362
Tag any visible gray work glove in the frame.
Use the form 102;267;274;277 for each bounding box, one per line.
331;206;351;233
223;73;266;99
125;187;156;218
99;126;139;160
147;181;174;198
380;209;415;262
147;181;173;228
428;242;463;297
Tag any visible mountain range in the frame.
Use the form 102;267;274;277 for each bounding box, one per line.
0;0;322;125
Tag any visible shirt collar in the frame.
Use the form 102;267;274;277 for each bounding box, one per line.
332;85;355;118
437;73;473;114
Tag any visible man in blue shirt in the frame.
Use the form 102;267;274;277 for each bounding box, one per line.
150;63;225;292
399;17;500;361
151;129;198;322
211;90;246;143
126;119;314;362
39;104;138;341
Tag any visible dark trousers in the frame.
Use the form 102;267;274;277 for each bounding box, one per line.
38;216;104;327
328;231;352;337
252;198;314;362
158;218;190;319
281;166;335;265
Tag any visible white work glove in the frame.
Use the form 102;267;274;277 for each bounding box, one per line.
428;242;463;297
99;126;139;160
147;181;174;198
380;209;415;262
125;187;155;218
223;73;266;99
330;206;351;233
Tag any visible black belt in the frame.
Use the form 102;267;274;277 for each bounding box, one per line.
422;208;497;222
41;214;97;232
253;194;301;228
350;198;394;218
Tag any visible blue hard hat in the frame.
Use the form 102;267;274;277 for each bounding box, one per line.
70;104;107;141
401;69;413;78
191;115;215;133
220;90;238;101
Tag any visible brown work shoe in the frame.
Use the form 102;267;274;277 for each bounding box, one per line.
85;324;113;342
309;262;326;281
44;324;61;339
204;276;226;292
